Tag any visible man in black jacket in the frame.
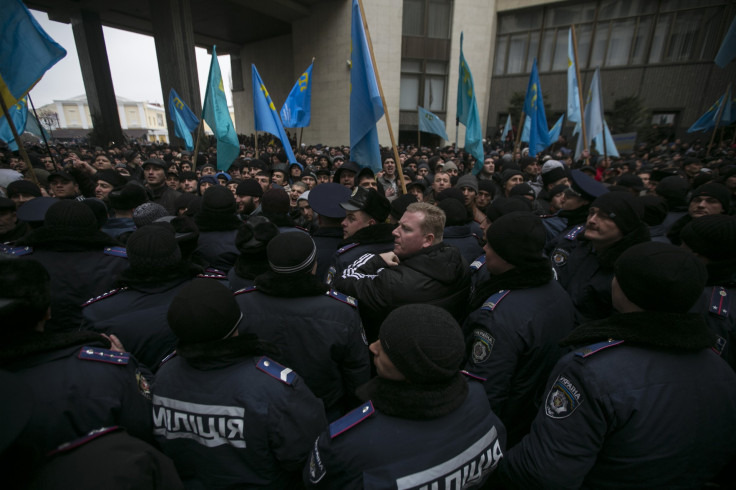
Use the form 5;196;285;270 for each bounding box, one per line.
333;202;470;342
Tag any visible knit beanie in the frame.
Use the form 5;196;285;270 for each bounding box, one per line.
390;194;418;221
379;304;465;384
690;182;731;214
501;168;524;184
126;224;182;272
261;188;291;215
133;202;170;228
167;279;242;344
486;197;532;221
509;182;536;200
109;182;148;211
266;232;316;274
437;198;468;226
541;160;568;187
486;211;546;267
655;176;690;207
456;174;478;193
43;200;97;233
590;192;644;235
236;179;263;198
94;170;128;189
235;216;279;255
201;185;237;215
639;195;668;227
615;242;707;312
681;214;736;261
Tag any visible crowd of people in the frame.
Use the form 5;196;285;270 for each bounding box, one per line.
1;133;736;488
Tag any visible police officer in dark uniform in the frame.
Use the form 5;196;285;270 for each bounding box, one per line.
325;186;393;285
82;224;201;372
227;216;280;291
0;259;153;456
7;200;129;331
682;214;736;371
308;183;352;282
500;242;736;488
234;232;370;420
304;305;506;489
464;212;575;446
552;192;650;325
153;278;327;488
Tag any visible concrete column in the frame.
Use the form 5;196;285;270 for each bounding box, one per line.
70;9;125;146
149;0;202;147
55;101;67;128
77;102;89;129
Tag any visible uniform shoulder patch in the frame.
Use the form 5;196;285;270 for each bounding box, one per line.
336;242;359;254
545;374;583;419
470;330;495;364
552;248;569;267
564;225;585;241
470;254;486;271
78;346;130;365
233;286;258;296
709;287;730;318
2;245;33;256
82;287;127;307
460;370;487;382
329;401;375;438
197;272;228;280
159;351;177;366
326;289;358;308
256;356;296;385
103;246;127;258
574;339;624;358
481;290;509;311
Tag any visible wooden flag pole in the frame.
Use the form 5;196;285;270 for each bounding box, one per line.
707;84;730;157
254;131;259;159
513;109;525;161
571;25;589;166
0;96;40;186
192;121;204;167
357;0;406;195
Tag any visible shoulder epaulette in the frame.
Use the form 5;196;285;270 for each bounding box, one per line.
256;356;296;385
159;351;177;366
460;370;487;382
329;401;375;438
470;254;486;271
82;287;127;307
78;346;130;365
205;267;227;275
575;339;624;358
49;427;120;457
326;289;358;308
198;272;228;280
2;245;33;256
709;287;730;318
337;243;359;254
103;246;127;258
564;225;585;241
233;285;258;296
713;336;727;357
481;290;509;311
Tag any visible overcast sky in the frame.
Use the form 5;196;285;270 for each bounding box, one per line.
29;9;232;109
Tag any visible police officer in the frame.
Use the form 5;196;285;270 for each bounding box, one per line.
500;242;736;488
552;191;650;325
325;186;393;285
0;259;153;456
153;278;327;488
464;212;575;446
82;224;200;372
308;183;352;282
227;216;280;291
304;305;506;489
234;232;370;419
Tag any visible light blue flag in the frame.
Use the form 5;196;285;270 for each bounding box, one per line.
521;115;530;143
575;67;604;160
523;59;550;156
25;112;48;141
350;0;384;172
687;89;729;133
0;0;66;108
0;96;28;151
252;64;297;164
716;16;736;68
592;121;619;158
202;46;240;170
418;106;448;140
456;32;484;174
168;88;199;151
281;61;313;128
501;114;512;141
567;29;581;124
548;114;564;145
721;90;736;125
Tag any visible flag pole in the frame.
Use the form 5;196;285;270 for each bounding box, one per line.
192;121;203;167
357;0;406;194
254;131;259;159
513;110;525;161
0;96;40;186
571;25;589;166
28;93;58;170
708;84;730;157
